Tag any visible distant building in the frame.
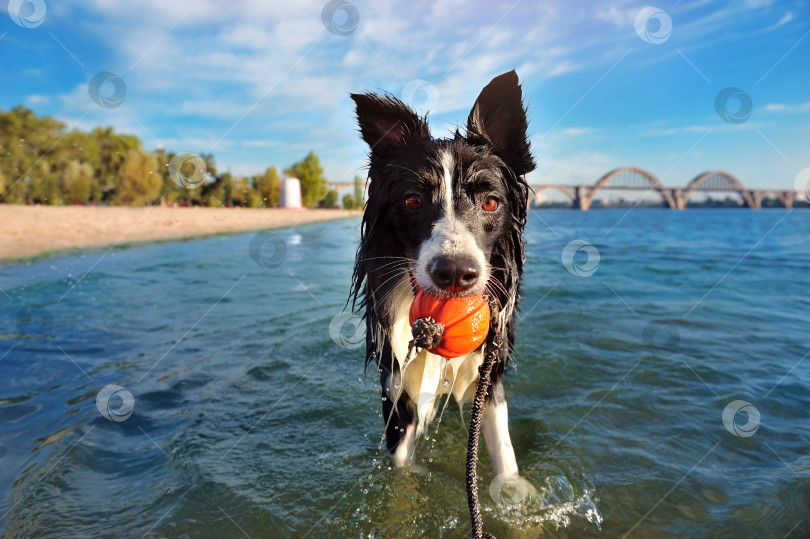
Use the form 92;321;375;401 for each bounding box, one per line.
280;177;302;208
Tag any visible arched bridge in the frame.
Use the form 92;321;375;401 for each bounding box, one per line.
530;167;798;210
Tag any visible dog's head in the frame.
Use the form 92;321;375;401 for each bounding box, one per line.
351;70;535;310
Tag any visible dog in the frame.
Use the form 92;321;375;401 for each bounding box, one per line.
349;70;535;479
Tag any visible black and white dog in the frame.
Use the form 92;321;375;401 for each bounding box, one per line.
350;70;535;479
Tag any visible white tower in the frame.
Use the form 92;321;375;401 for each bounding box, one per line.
280;177;303;208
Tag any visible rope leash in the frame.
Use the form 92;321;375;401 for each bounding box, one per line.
407;296;500;539
464;325;499;539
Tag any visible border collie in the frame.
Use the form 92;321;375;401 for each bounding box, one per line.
350;70;535;479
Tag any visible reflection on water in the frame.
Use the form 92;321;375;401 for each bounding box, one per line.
1;209;809;537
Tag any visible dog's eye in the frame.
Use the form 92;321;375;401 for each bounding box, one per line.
482;196;499;211
405;194;423;209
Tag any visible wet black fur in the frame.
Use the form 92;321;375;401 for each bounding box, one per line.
349;70;535;454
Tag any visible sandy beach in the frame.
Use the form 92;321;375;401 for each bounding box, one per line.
0;205;360;262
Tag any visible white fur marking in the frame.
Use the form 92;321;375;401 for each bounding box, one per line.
413;149;488;297
441;149;455;222
392;423;415;466
482;399;519;477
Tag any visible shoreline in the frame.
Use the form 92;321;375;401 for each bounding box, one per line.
0;205;360;263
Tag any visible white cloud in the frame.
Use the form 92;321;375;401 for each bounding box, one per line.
26;95;51;106
560;127;595;136
763;101;810;113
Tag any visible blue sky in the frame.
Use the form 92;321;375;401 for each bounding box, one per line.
1;0;808;195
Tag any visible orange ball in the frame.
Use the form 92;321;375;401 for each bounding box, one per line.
409;290;490;358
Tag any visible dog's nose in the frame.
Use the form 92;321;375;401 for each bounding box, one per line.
429;256;480;291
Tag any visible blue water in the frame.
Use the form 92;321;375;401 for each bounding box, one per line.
1;209;809;538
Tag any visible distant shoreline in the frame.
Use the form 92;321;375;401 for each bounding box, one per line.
0;205;360;262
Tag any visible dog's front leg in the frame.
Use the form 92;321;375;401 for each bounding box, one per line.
481;378;519;478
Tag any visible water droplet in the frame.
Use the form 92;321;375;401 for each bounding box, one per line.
428;457;433;462
362;488;369;494
442;379;450;387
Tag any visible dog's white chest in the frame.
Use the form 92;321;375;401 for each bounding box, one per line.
384;279;483;437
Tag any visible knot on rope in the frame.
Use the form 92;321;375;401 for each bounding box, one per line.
410;316;444;351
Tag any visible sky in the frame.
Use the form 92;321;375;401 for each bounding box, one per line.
1;0;808;197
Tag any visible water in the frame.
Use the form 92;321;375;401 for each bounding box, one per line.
1;209;808;538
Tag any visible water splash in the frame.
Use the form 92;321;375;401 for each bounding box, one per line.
487;474;603;532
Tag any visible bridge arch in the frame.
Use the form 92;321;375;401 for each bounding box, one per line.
682;171;754;207
587;167;677;209
756;189;794;208
528;185;575;208
533;185;576;200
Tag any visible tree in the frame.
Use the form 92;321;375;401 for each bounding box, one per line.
230;176;261;207
354;174;364;209
201;175;225;207
285;151;327;208
91;126;140;202
117;148;161;205
319;189;339;208
342;194;357;209
28;160;60;205
255;166;281;207
61;160;94;203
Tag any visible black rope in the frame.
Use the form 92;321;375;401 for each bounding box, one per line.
407;297;500;539
465;324;500;539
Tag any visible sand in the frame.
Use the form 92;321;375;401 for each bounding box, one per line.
0;205;360;262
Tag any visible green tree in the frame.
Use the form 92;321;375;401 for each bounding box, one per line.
90;126;140;202
61;160;94;203
117;148;161;205
319;189;339;208
285;151;327;208
27;160;60;204
220;172;234;206
230;177;261;207
201;176;225;207
354;174;364;209
342;194;357;209
255;166;281;207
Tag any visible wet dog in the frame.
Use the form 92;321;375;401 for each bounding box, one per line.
350;70;535;478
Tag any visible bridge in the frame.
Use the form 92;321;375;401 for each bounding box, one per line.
529;167;798;210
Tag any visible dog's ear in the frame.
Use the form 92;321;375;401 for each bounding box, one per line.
350;93;431;156
466;70;535;176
